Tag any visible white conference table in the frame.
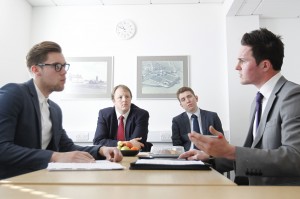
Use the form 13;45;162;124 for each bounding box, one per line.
1;156;235;186
1;184;299;199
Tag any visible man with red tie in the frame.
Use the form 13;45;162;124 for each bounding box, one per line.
93;85;150;151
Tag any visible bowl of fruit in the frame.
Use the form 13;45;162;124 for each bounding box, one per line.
117;141;140;156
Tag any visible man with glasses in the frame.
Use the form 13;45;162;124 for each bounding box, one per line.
0;41;122;179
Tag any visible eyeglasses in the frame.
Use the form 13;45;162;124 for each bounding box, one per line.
37;63;70;72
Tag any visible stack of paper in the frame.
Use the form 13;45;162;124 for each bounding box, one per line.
47;160;125;171
130;159;210;170
135;159;205;165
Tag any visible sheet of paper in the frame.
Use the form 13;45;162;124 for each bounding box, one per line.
135;159;205;165
47;160;125;171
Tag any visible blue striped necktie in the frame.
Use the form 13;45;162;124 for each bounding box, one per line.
191;114;200;133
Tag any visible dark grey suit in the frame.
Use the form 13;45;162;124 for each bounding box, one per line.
215;76;300;185
0;79;104;179
172;109;224;151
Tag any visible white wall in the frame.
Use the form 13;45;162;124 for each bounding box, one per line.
261;18;300;85
0;0;32;86
28;4;229;138
225;16;259;146
1;1;300;146
225;16;300;146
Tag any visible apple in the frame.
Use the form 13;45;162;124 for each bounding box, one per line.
125;142;133;148
121;146;130;150
117;141;124;147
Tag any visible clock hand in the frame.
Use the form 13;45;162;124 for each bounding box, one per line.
118;25;125;30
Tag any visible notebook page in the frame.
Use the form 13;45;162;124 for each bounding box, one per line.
135;159;204;165
47;160;125;170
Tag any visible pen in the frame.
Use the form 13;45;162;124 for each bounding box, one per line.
205;135;223;139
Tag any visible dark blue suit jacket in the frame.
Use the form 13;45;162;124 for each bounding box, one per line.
0;79;103;179
172;109;224;151
93;104;149;148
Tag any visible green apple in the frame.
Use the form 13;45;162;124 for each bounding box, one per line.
117;141;124;147
121;146;130;150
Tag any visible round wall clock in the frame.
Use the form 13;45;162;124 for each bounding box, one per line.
116;19;136;40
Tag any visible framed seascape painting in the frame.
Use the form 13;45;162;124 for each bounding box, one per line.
63;57;113;99
137;56;189;99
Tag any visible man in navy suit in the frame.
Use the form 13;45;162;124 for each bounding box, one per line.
0;41;122;179
172;86;224;151
93;85;150;151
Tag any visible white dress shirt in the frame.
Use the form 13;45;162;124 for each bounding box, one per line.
34;83;52;149
186;108;203;150
253;72;282;138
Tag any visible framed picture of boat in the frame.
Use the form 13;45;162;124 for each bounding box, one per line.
137;56;189;99
62;57;113;99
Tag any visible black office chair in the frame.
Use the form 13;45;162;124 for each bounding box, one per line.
234;176;249;185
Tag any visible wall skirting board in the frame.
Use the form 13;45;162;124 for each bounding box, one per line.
68;130;229;147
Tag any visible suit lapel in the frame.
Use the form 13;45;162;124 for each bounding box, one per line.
182;113;191;133
125;113;132;140
27;79;42;147
252;76;287;147
200;109;208;134
112;112;118;139
48;101;58;150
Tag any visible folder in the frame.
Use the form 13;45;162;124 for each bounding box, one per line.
129;159;211;170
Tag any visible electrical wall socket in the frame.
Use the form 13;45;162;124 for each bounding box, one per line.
75;132;89;142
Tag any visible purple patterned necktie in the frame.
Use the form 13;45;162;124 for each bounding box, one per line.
255;92;264;129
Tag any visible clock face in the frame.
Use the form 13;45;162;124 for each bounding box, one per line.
116;20;136;40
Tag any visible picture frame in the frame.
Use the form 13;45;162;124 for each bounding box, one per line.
137;56;189;99
63;57;113;99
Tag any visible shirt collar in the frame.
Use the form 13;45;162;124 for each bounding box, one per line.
186;108;200;119
115;108;130;120
34;82;48;104
259;73;282;100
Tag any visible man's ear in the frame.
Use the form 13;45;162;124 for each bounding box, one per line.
31;65;42;76
262;60;272;71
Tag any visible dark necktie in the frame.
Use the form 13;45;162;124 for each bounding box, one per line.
255;92;264;129
117;115;125;141
191;114;200;133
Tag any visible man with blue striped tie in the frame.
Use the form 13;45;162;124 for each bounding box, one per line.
171;86;224;151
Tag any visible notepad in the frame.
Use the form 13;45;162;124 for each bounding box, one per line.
136;159;205;165
47;160;125;171
130;159;210;170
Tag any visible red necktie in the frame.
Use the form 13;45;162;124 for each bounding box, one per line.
117;115;125;141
